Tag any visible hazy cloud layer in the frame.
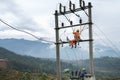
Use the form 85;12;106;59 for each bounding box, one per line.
0;0;120;42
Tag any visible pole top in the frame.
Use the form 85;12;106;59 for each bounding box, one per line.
54;10;58;15
88;2;92;8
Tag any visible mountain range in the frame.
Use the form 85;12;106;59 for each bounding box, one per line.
0;38;56;58
0;38;119;60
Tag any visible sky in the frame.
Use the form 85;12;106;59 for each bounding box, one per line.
0;0;120;60
0;0;120;45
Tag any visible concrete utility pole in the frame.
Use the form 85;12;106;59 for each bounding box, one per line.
55;10;61;80
88;2;94;76
54;0;95;80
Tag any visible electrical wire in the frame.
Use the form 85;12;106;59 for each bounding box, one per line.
72;12;82;19
0;19;55;43
96;25;120;52
93;31;120;58
63;15;75;31
71;48;82;70
63;47;74;69
93;27;120;57
73;13;81;18
93;24;120;57
64;15;71;23
83;10;89;17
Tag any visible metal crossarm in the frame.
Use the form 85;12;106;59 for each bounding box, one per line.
57;22;93;30
57;6;89;16
55;39;93;44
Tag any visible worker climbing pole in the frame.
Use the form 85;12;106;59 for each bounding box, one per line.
54;0;95;80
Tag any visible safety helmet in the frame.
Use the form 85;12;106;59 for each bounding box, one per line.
63;68;70;73
82;68;86;71
76;29;79;32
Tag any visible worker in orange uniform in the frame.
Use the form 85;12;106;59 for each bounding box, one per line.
70;29;80;48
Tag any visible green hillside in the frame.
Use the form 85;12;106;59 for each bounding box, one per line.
70;57;120;78
0;47;73;74
94;57;120;78
0;47;120;79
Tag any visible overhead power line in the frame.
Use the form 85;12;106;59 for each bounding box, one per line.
93;24;120;57
0;19;54;43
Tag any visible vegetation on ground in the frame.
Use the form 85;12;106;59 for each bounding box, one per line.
0;47;120;80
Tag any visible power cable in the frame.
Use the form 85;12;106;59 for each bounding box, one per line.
94;24;120;56
64;15;71;23
63;15;75;31
83;10;89;17
71;48;81;69
63;47;74;69
0;19;55;43
76;47;85;68
73;13;81;18
93;26;120;57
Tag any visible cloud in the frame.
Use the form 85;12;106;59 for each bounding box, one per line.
0;0;42;31
0;0;120;45
0;0;58;41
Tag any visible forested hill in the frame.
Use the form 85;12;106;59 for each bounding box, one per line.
94;57;120;77
0;47;73;74
0;47;120;77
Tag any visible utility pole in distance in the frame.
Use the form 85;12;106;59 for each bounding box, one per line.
54;0;95;80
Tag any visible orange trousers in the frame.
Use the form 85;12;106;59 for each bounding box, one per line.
70;38;77;48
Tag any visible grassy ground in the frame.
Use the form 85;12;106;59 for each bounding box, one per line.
96;78;120;80
0;69;120;80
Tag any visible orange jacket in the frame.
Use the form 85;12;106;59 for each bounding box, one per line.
73;32;80;39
